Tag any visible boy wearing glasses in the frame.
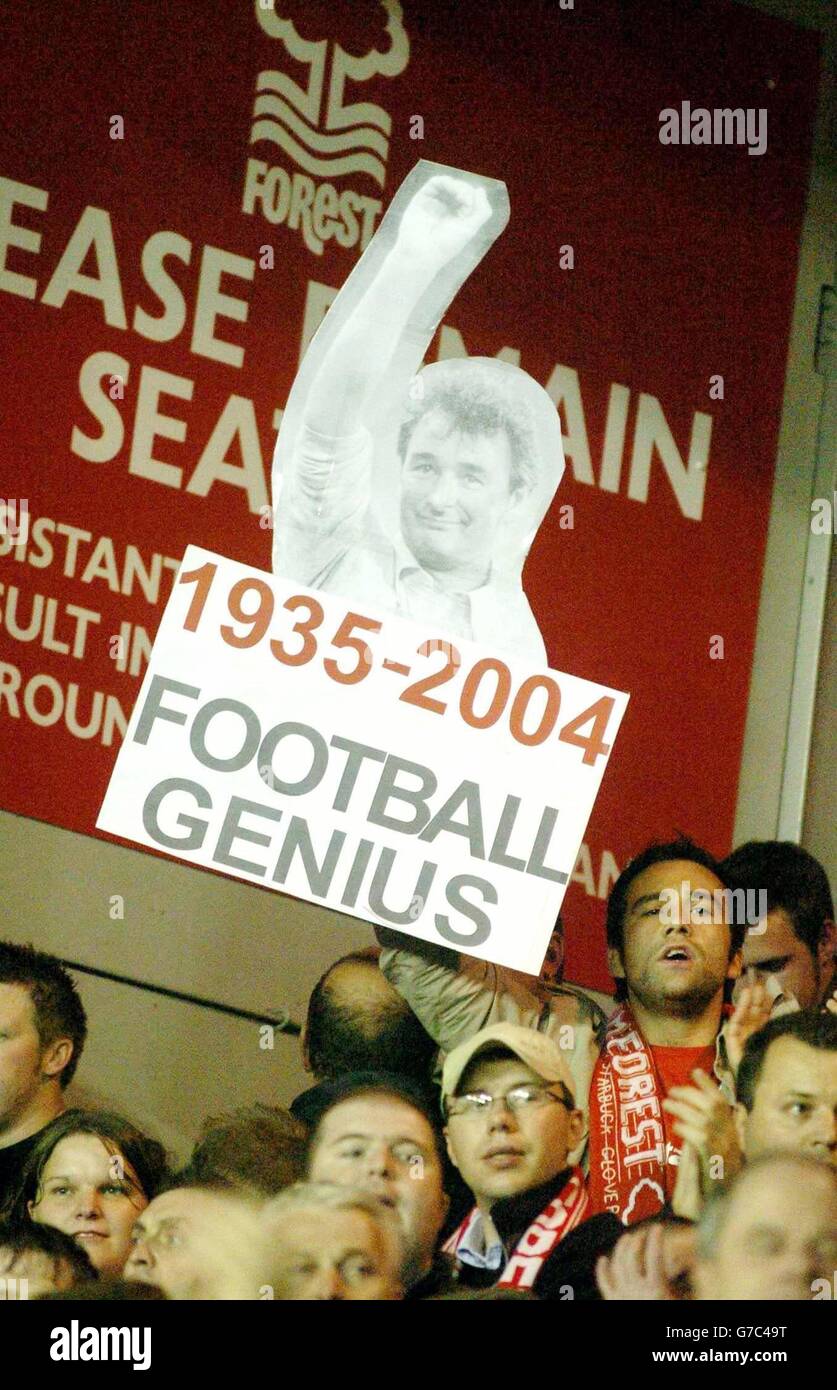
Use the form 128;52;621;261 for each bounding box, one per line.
442;1024;621;1298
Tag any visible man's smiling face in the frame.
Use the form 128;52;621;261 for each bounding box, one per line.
400;409;519;579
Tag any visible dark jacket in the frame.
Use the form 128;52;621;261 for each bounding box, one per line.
406;1251;460;1299
0;1131;41;1209
453;1172;623;1301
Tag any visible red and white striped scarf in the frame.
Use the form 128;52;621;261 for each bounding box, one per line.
444;1167;590;1290
588;1003;672;1224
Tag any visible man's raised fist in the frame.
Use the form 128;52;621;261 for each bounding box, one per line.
393;175;493;267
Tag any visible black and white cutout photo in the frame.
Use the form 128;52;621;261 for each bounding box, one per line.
272;165;565;662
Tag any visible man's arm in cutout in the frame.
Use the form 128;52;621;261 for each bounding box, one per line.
305;176;492;436
275;178;493;580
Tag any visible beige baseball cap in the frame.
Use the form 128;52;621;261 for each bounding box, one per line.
441;1023;576;1104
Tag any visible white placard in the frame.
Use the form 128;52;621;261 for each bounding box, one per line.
97;546;628;973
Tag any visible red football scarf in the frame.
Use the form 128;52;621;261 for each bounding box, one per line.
444;1167;589;1290
588;1003;682;1224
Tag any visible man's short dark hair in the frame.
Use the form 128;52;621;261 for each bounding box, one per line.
305;951;436;1081
0;1216;95;1284
178;1104;306;1196
0;942;87;1087
605;837;741;1002
736;1011;837;1111
397;360;539;496
720;841;834;959
302;1070;448;1176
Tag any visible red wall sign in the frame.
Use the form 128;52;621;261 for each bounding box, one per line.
0;0;820;990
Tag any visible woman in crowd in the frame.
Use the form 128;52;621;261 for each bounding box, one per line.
1;1109;168;1278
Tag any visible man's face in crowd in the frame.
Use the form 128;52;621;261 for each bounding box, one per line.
610;860;741;1015
695;1161;837;1300
445;1056;584;1207
29;1134;148;1276
307;1094;447;1282
742;907;829;1009
269;1205;402;1301
125;1187;266;1299
0;983;47;1134
737;1037;837;1166
0;1246;77;1298
400;409;521;577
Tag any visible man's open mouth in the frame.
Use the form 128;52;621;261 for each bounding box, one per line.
659;945;694;963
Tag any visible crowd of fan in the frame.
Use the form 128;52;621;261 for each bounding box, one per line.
1;837;834;1301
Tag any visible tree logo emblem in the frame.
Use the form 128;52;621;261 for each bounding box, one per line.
252;1;410;188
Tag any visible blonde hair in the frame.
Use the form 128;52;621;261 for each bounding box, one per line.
265;1181;405;1274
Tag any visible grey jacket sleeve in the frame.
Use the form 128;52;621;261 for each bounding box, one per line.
377;927;606;1040
378;935;552;1047
273;424;372;581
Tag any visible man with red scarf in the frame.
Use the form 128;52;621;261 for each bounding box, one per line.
376;836;767;1225
442;1023;621;1297
589;837;751;1225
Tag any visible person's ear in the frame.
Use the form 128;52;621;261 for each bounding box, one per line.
692;1258;712;1301
816;920;836;993
726;948;744;983
507;483;532;520
567;1108;585;1149
607;947;626;983
443;1126;461;1175
41;1037;73;1083
27;1198;35;1218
